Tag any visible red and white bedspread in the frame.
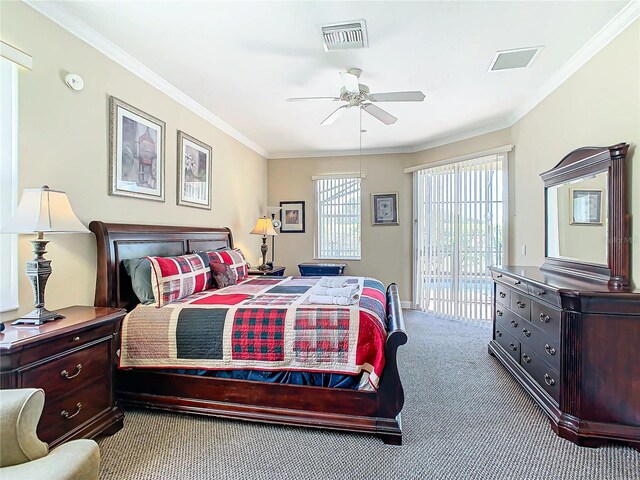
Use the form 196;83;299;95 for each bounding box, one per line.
120;276;388;388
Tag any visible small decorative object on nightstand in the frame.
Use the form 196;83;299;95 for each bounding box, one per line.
250;216;278;270
248;265;286;276
0;306;126;448
0;186;90;325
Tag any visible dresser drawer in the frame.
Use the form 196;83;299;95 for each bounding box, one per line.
496;307;523;338
38;377;111;444
520;348;560;403
510;291;531;321
493;272;528;294
531;300;562;338
528;284;562;308
495;283;511;307
495;326;520;363
18;323;115;366
516;321;560;371
21;340;111;399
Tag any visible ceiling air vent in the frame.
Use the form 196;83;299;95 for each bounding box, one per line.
321;20;368;51
489;46;543;72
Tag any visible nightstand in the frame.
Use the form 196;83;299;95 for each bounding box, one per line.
248;265;286;276
0;306;126;448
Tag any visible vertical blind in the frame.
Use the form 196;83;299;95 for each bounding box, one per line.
414;154;507;324
315;177;361;260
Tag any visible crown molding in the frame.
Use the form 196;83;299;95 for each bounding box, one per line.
509;0;640;125
23;0;270;159
269;144;415;160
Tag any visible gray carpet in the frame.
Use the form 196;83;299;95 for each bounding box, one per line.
97;311;639;479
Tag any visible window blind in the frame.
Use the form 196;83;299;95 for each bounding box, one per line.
315;177;361;260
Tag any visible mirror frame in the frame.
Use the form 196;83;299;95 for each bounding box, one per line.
540;143;630;289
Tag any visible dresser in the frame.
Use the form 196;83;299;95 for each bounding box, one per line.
0;306;126;447
489;266;639;449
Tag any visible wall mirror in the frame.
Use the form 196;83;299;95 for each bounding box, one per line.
540;143;630;288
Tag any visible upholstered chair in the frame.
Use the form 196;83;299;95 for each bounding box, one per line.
0;388;100;480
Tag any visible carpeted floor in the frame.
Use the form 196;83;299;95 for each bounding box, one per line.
97;311;639;479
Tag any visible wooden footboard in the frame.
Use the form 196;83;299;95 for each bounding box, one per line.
90;221;408;444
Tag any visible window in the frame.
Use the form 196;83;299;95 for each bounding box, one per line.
0;57;19;312
314;176;361;260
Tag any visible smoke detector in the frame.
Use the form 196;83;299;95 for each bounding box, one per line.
321;20;368;51
489;46;543;72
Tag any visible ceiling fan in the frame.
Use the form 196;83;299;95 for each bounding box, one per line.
287;68;425;126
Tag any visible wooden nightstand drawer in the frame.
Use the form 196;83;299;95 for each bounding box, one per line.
21;340;111;399
38;377;111;444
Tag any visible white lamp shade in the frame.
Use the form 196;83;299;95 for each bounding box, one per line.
1;186;89;234
250;216;277;236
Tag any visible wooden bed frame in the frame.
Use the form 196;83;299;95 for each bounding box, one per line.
90;221;408;444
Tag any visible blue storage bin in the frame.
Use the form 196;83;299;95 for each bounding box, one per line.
298;263;346;276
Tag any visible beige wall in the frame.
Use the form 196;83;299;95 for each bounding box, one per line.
1;2;267;321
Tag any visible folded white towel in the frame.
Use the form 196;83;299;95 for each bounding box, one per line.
317;277;348;288
309;285;360;297
308;293;360;306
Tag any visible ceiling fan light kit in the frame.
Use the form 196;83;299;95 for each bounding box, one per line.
288;68;425;126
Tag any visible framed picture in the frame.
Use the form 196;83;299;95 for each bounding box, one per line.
109;96;165;201
177;131;212;209
279;201;305;233
372;192;399;226
570;189;603;225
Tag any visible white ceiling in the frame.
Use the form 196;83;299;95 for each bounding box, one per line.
32;1;634;158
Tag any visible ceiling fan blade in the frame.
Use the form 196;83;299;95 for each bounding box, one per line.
321;105;349;126
369;91;426;102
340;72;360;94
287;96;341;102
362;104;397;125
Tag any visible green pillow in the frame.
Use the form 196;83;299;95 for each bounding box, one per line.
122;257;155;305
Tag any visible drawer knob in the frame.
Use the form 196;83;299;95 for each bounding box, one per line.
61;402;82;419
522;328;531;338
537;290;546;296
510;319;518;328
516;301;526;309
544;374;556;386
72;336;80;342
499;292;506;298
509;343;517;352
522;354;531;364
496;274;503;278
61;363;82;380
545;344;556;356
514;281;521;286
496;330;502;338
539;313;550;323
497;310;504;317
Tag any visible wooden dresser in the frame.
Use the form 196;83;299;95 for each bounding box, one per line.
489;266;639;449
0;306;126;447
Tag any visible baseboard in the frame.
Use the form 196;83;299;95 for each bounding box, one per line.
401;301;412;310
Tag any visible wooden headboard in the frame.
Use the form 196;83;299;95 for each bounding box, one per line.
89;221;233;311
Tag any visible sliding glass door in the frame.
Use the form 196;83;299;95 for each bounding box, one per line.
413;153;508;324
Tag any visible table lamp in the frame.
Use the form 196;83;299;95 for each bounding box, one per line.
250;216;277;270
1;185;90;324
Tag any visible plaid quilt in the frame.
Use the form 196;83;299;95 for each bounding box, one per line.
120;276;388;389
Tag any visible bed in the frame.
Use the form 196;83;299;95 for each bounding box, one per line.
90;221;407;444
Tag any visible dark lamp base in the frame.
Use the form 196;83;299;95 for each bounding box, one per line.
12;307;65;326
257;263;270;271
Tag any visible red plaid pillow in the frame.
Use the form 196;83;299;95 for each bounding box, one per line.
207;248;248;284
147;254;211;307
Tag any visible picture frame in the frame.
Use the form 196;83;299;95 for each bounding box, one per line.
372;192;399;226
177;131;212;210
570;189;603;225
279;201;305;233
109;96;165;201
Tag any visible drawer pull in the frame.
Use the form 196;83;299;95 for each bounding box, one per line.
496;274;503;279
61;364;82;380
545;344;556;356
496;330;502;338
522;328;531;338
522;354;531;363
516;301;526;309
509;343;517;352
539;313;550;323
61;402;82;419
510;319;518;328
514;281;521;286
497;310;504;317
72;336;80;342
537;290;546;296
544;374;556;387
499;292;506;298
